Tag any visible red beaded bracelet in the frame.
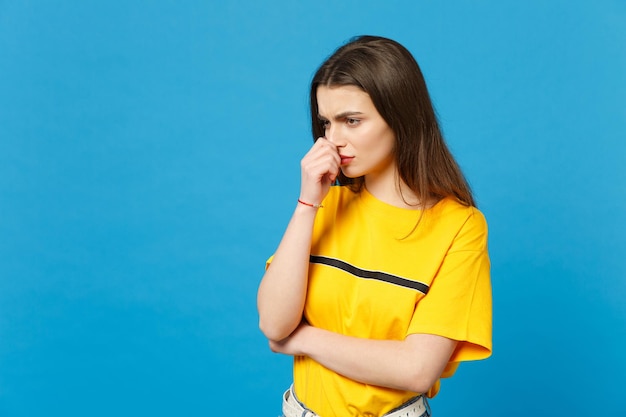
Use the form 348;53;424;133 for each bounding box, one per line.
298;199;323;208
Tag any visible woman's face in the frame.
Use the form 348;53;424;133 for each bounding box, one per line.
316;85;396;186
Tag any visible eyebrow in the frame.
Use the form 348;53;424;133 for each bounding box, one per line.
317;111;364;121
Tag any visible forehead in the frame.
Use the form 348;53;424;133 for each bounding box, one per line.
316;85;376;115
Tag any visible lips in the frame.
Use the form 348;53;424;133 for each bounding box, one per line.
339;155;354;165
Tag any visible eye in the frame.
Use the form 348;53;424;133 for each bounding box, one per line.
346;118;360;126
319;119;330;130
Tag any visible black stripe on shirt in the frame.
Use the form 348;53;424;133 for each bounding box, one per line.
309;255;430;295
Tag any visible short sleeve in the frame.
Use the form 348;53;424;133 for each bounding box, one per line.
406;209;492;362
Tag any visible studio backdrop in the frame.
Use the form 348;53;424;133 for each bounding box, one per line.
1;1;624;416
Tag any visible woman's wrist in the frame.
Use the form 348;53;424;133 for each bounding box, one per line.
294;323;316;356
293;200;321;218
297;198;324;209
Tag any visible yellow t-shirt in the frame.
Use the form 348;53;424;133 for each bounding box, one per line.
271;186;492;416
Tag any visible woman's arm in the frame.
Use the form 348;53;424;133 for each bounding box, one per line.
257;204;317;341
269;323;457;394
257;138;340;341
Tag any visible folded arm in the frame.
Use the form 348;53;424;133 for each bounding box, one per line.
269;323;457;394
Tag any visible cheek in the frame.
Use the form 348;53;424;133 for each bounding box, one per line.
379;131;397;155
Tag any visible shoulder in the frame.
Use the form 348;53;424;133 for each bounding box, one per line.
428;199;488;250
431;198;487;227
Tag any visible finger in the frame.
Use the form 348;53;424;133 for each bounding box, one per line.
303;154;340;181
312;137;337;153
308;139;340;165
302;142;340;171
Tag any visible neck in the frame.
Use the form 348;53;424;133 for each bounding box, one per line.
364;172;423;209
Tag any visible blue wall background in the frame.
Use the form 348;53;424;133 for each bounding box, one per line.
1;1;624;416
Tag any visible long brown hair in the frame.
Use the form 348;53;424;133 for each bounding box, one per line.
309;35;475;207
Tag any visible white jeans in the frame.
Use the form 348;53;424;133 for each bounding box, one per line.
282;385;431;417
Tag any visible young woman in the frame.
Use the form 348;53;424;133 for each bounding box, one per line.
257;35;492;417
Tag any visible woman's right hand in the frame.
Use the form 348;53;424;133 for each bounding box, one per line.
299;137;341;206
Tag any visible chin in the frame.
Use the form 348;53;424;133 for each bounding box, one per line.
340;167;363;179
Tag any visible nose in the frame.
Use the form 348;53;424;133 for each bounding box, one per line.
325;125;345;147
